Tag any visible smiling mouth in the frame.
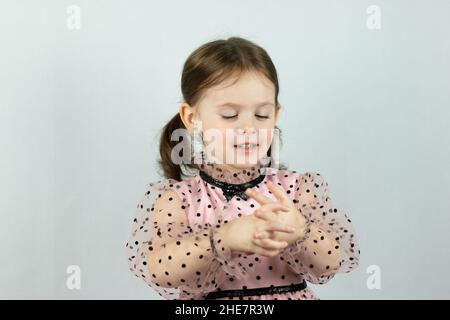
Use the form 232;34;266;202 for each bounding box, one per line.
234;143;259;149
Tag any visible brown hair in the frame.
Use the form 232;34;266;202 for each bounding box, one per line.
157;36;287;181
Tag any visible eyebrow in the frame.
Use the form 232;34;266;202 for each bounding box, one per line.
216;102;275;108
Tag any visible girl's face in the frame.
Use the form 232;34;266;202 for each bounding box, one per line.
181;71;281;170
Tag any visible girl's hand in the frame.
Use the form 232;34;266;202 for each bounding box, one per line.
218;206;298;257
245;180;308;247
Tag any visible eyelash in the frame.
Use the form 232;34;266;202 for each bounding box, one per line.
222;115;269;120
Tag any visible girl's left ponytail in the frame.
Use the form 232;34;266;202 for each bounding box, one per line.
158;113;186;181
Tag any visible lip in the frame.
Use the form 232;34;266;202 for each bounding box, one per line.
233;142;259;147
233;143;259;154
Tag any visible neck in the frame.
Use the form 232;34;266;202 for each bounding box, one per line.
197;152;271;185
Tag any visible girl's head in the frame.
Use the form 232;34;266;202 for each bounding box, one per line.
159;37;285;180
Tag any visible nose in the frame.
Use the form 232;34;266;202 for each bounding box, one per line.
237;127;256;135
237;116;257;135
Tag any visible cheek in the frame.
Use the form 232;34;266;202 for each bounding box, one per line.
201;120;229;142
202;120;276;149
259;125;275;148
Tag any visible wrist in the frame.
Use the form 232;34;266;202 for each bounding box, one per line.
294;213;312;243
209;223;233;261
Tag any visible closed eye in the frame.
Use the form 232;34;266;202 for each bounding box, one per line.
222;115;269;120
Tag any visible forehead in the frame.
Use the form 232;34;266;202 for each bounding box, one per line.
199;71;275;107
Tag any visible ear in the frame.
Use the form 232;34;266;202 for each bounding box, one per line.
274;103;281;123
179;103;196;132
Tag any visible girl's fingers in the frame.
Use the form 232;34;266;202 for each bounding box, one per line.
253;231;272;239
260;221;296;233
261;203;290;214
245;188;274;206
254;209;274;222
266;180;291;204
252;237;289;250
254;203;289;221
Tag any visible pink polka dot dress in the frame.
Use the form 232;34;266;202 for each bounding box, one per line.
126;161;360;300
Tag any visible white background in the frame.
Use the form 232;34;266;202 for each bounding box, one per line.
1;0;449;299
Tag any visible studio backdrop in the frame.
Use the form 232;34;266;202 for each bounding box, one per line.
1;0;449;299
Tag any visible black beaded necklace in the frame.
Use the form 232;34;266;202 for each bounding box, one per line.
199;169;266;201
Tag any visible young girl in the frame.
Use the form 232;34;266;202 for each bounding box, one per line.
126;37;360;300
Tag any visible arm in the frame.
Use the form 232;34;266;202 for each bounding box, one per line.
126;180;248;299
280;172;360;284
146;189;227;288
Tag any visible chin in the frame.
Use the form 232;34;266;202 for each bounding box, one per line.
223;148;268;168
229;161;259;169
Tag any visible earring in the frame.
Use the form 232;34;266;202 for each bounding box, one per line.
192;125;204;164
266;128;281;170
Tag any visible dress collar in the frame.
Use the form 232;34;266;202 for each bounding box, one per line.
199;167;266;201
197;153;271;201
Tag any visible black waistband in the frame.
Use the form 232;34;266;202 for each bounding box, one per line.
205;280;307;299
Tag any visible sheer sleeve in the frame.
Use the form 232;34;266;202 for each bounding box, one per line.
125;179;258;300
280;171;360;284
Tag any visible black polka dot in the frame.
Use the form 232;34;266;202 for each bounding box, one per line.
127;169;359;300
